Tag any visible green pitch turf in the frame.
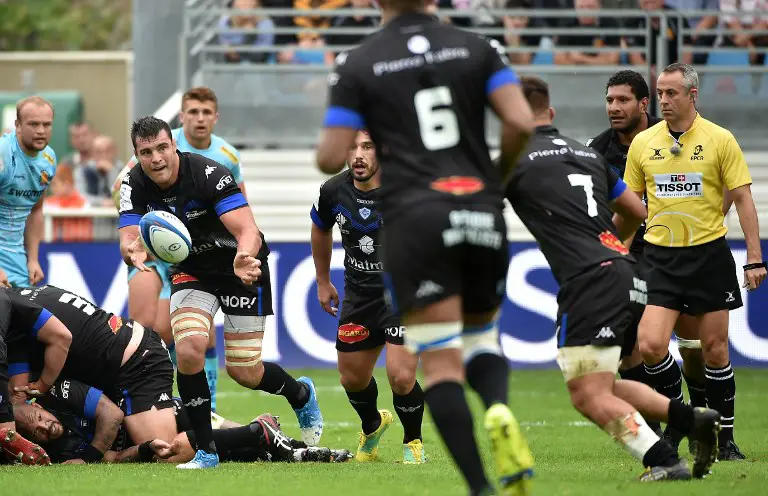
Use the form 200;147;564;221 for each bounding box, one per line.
2;368;766;495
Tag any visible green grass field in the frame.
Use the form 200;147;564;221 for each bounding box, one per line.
2;368;767;495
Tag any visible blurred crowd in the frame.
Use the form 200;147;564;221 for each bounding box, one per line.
216;0;768;67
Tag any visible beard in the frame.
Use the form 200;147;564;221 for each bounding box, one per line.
615;114;643;134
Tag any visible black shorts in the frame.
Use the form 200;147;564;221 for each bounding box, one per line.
642;237;742;315
171;264;274;316
556;259;646;356
336;287;403;352
113;326;174;416
383;201;509;315
0;364;12;423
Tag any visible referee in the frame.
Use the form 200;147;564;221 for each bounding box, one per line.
624;63;765;461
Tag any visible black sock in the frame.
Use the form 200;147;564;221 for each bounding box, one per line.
644;353;684;402
393;381;425;444
619;364;662;433
683;372;707;408
705;362;735;444
177;370;216;454
642;439;680;468
425;381;491;493
465;352;509;409
667;399;695;436
255;362;308;410
187;424;267;462
346;377;381;435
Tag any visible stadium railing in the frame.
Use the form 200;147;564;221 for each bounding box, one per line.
179;7;768;150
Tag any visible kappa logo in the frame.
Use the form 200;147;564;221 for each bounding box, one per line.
159;393;171;402
359;207;371;220
205;165;216;178
415;280;443;299
649;148;665;160
336;212;346;227
725;291;736;303
596;327;616;339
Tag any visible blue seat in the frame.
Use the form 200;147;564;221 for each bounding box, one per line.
700;51;752;98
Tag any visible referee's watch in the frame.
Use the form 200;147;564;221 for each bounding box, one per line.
743;261;767;271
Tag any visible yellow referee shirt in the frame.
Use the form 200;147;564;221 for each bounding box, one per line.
624;114;752;247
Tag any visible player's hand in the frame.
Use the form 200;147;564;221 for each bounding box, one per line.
743;265;767;291
150;439;177;459
234;252;261;285
27;260;44;286
127;238;151;272
14;380;49;397
317;280;339;317
0;268;10;288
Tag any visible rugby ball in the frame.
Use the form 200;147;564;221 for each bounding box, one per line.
138;211;192;264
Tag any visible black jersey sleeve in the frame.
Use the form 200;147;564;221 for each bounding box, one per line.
323;51;366;130
42;379;104;421
310;178;337;231
201;161;249;217
484;38;520;98
117;168;149;229
5;291;51;341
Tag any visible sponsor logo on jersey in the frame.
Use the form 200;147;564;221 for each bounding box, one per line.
654;173;703;198
598;230;629;255
171;273;198;285
220;295;259;309
108;315;123;334
430;176;485;196
359;207;371;220
358;235;375;255
186;209;208;220
7;188;45;198
595;327;615;339
356;198;374;205
649;148;665;160
415;280;443;299
205;165;216;178
42;152;54;165
347;254;383;272
338;323;370;344
385;326;405;338
119;183;133;212
40;170;50;185
691;144;704;161
216;175;232;191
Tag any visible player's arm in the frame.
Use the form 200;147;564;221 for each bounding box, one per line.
310;184;339;316
605;162;646;241
485;40;535;183
24;196;45;285
317;53;364;173
117;172;152;272
103;439;176;463
229;148;248;200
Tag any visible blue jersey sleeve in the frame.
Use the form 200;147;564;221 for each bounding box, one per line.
0;133;14;189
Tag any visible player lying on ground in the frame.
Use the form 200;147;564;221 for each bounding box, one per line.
11;377;351;465
0;287;73;465
5;285;177;448
506;76;722;482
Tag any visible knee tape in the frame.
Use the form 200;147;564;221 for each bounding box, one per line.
223;315;267;367
404;321;463;355
462;322;502;363
676;337;702;349
556;345;621;382
171;312;211;343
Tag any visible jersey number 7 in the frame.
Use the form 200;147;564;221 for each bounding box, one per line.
414;87;460;151
568;174;598;218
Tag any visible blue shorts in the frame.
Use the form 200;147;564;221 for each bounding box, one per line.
127;260;172;299
0;250;30;287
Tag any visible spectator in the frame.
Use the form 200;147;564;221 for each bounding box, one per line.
554;0;621;65
293;0;349;30
326;0;378;49
73;135;121;206
219;0;275;63
501;0;541;64
665;0;719;64
719;0;768;63
277;30;335;65
44;165;92;242
624;0;693;67
436;0;473;27
59;122;94;171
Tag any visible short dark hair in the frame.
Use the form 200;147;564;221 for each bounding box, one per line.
520;75;550;114
131;116;172;149
606;70;650;101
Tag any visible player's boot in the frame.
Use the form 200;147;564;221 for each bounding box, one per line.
403;439;426;464
0;428;51;466
356;409;393;462
255;413;295;462
293;376;323;446
718;440;746;461
638;459;692;481
484;404;534;496
176;449;220;469
688;407;721;478
299;447;354;463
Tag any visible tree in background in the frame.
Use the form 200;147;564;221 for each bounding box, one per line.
0;0;132;50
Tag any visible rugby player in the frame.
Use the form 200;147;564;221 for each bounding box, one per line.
111;87;247;412
5;285;176;448
315;1;536;493
624;63;765;461
311;130;425;463
506;76;721;482
0;287;73;465
0;96;57;288
119;117;322;469
13;378;351;465
587;70;709;447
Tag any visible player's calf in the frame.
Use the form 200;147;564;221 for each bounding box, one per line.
386;343;425;460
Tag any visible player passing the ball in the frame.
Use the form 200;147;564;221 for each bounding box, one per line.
118;116;323;469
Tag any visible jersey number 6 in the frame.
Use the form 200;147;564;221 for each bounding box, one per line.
568;174;598;218
414;87;460;151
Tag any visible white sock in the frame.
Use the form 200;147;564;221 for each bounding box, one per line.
604;411;660;462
